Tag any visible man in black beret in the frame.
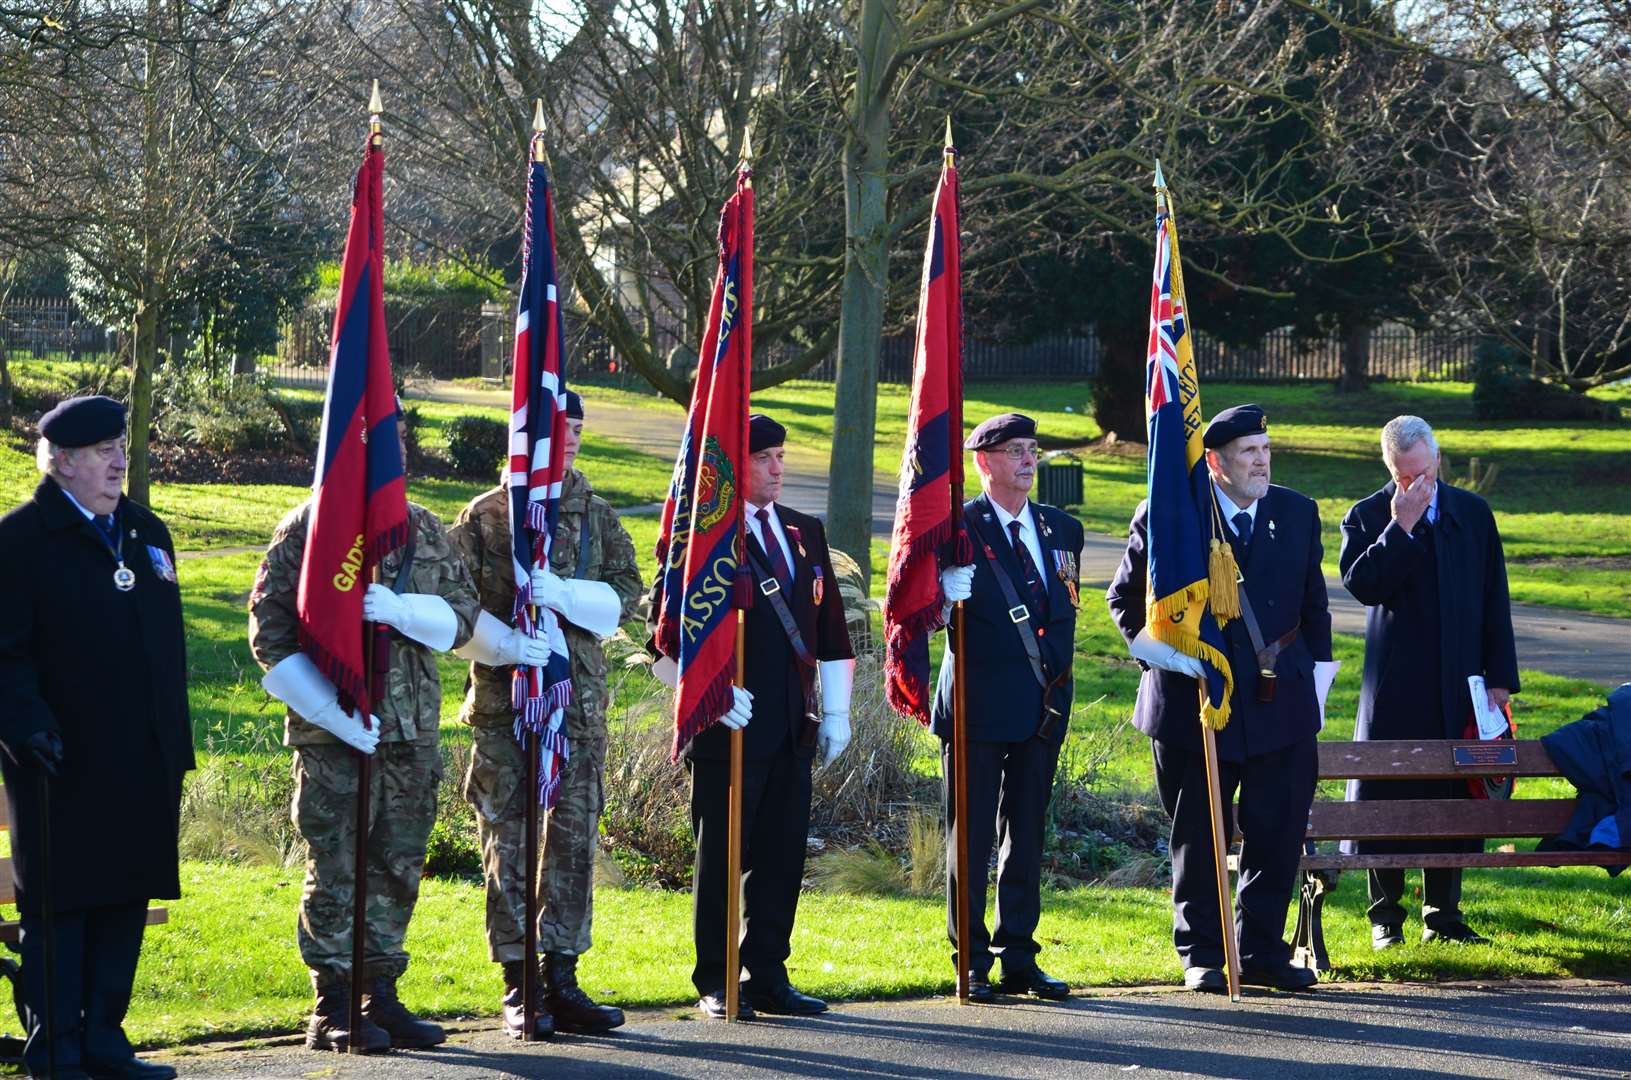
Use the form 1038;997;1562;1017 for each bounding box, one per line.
1107;403;1334;993
646;412;855;1019
929;411;1084;1002
0;396;191;1079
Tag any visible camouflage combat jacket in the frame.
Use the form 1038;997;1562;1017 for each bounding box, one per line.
449;469;643;737
248;501;481;745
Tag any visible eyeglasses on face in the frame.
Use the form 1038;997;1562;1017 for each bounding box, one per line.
990;443;1039;461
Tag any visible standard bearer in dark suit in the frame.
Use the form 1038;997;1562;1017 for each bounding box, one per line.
0;396;191;1080
1107;404;1333;993
647;414;854;1020
931;412;1083;1003
1340;414;1519;948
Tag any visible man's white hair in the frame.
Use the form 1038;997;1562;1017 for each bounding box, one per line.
1380;415;1438;463
35;437;65;476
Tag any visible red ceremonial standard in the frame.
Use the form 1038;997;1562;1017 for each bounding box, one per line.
884;142;970;724
296;137;409;719
654;165;754;757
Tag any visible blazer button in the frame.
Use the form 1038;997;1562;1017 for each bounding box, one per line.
1266;599;1277;608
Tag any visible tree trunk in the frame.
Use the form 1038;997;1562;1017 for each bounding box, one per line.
126;295;158;506
1337;315;1371;393
825;0;895;586
1091;319;1147;442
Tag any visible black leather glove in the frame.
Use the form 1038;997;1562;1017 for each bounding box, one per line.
25;731;63;777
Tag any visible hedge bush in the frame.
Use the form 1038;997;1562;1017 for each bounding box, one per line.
445;414;508;477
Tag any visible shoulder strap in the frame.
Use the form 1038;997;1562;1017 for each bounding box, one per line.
744;537;817;669
965;506;1046;690
573;511;593;580
390;521;417;595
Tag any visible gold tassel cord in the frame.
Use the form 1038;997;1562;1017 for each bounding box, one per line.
1208;539;1240;625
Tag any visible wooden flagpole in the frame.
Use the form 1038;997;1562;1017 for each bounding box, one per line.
349;82;385;1053
520;97;549;1044
723;129;753;1024
944;116;973;1007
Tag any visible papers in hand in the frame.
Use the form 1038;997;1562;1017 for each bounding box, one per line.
1314;660;1341;732
1467;675;1508;739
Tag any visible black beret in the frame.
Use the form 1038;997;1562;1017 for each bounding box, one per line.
1203;404;1269;449
563;389;584;420
39;395;126;448
964;412;1037;451
749;413;786;454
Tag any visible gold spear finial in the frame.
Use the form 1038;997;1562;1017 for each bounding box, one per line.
369;80;383;145
1154;157;1170;213
944;115;955;168
742;127;754;165
532;99;547;163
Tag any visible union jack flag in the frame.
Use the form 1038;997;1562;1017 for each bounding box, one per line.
508;137;574;806
1142;167;1233;729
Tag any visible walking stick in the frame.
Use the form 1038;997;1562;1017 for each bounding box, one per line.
1197;713;1242;1003
35;770;57;1080
724;620;746;1022
350;570;380;1053
522;603;542;1041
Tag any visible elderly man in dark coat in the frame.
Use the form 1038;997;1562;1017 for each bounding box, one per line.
1108;404;1334;993
0;396;192;1080
1340;414;1519;948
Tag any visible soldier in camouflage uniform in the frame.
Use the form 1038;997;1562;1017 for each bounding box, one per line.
248;424;481;1055
449;390;643;1038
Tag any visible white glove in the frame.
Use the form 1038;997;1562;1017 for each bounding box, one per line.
817;658;855;766
1129;627;1206;679
363;584;458;651
261;652;380;755
454;610;553;668
719;686;753;730
529;568;622;638
940;564;975;603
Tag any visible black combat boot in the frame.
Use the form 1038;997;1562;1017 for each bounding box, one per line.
362;976;447;1048
544;953;625;1034
501;960;555;1040
306;979;391;1054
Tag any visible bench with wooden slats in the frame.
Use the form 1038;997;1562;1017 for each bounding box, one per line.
1289;739;1630;972
0;794;169;945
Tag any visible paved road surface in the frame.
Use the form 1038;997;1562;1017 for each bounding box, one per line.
163;981;1631;1079
409;385;1629;687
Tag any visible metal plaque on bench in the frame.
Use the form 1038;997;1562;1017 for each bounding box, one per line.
1452;744;1517;767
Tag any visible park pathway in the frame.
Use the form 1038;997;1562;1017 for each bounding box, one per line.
393;384;1630;686
154;979;1631;1080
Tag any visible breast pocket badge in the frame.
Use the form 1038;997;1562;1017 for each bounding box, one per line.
147;544;178;584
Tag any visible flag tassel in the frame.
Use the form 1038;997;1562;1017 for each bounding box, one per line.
1208;539;1241;624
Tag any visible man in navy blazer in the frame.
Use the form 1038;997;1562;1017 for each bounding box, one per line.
931;412;1084;1002
1340;415;1519;949
1107;404;1333;993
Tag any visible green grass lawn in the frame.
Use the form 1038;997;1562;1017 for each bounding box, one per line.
130;857;1631;1048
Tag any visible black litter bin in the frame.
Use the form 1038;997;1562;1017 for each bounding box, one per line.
1036;454;1083;508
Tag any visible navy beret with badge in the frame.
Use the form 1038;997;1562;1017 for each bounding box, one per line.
39;395;126;448
563;389;584;419
1202;403;1269;449
749;413;787;454
964;412;1037;451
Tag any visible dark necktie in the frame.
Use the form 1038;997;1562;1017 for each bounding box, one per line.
755;507;793;591
94;513;117;546
1233;511;1253;552
1008;520;1049;619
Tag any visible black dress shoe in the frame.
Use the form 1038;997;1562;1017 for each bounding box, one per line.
1372;923;1405;950
999;966;1071;1000
1183;966;1227;993
966;972;996;1004
85;1057;178;1080
747;983;827;1016
698;991;755;1020
1423;922;1489;945
1239;962;1318;991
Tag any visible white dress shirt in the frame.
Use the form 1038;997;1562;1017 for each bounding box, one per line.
744;500;796;575
990;497;1046;576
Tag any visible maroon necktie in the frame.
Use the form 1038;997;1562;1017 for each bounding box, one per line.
1008;520;1049;620
755;507;793;591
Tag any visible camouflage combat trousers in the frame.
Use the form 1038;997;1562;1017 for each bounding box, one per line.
291;738;441;986
464;723;606;961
